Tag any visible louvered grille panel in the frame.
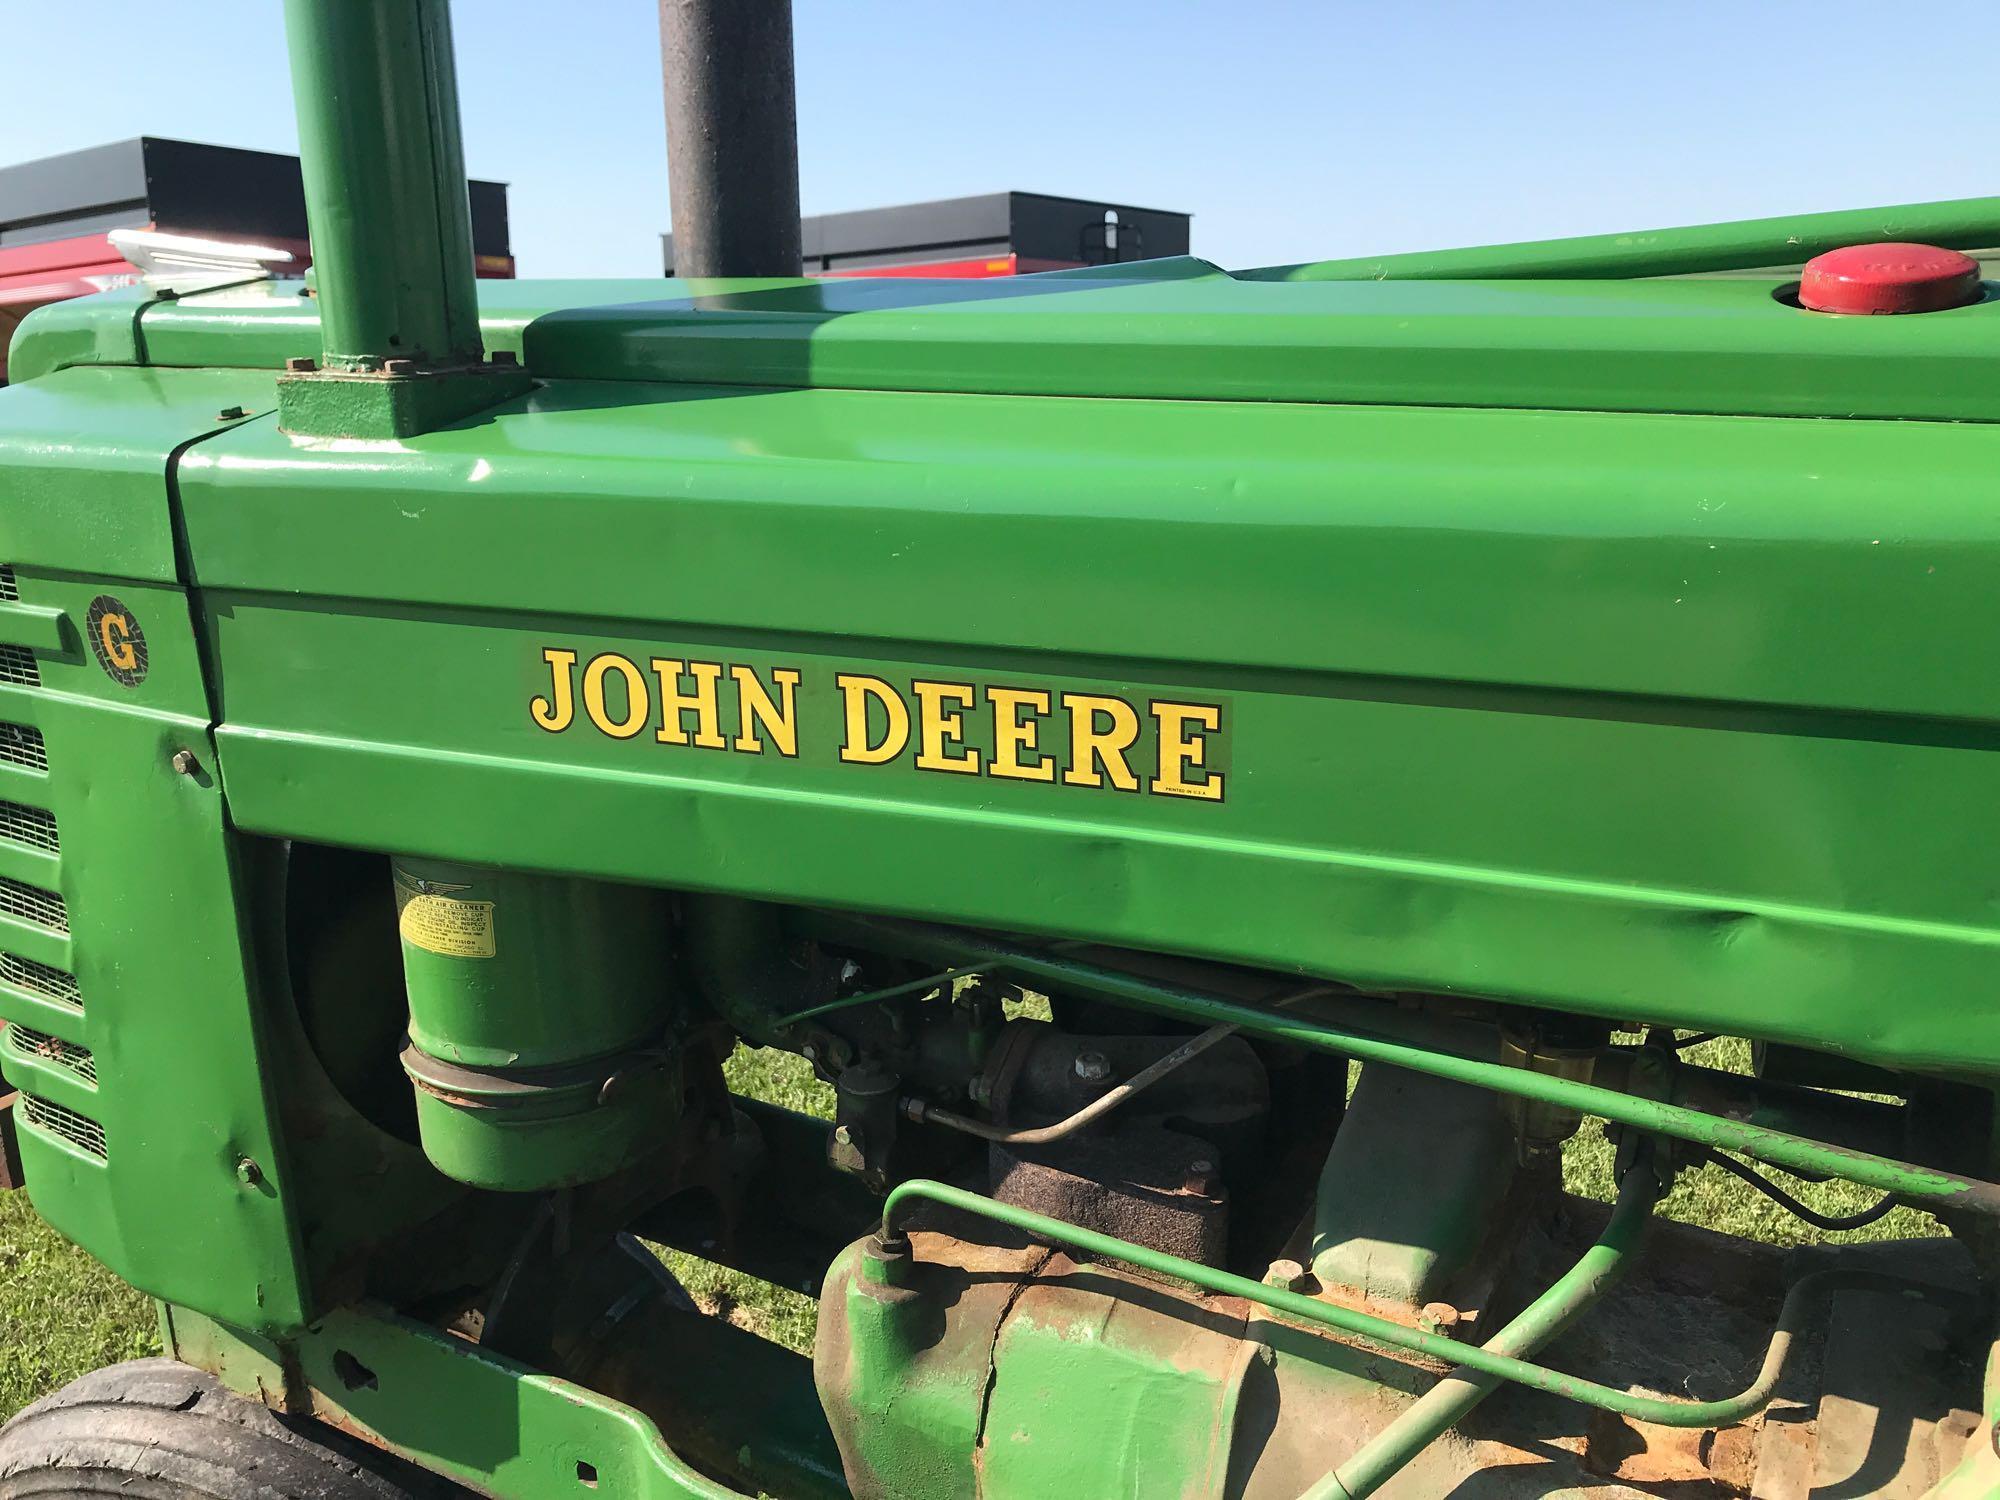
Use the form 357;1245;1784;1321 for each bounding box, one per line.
0;876;66;932
19;1092;105;1158
0;648;39;688
0;800;57;854
0;724;47;772
0;567;19;603
7;1024;95;1085
0;950;79;1008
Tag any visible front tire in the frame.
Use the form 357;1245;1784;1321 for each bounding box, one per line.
0;1359;460;1498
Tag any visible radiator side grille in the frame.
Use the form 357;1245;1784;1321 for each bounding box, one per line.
0;724;48;772
0;647;39;689
0;950;80;1009
7;1024;95;1085
0;567;19;603
0;800;58;854
0;876;66;933
19;1092;105;1158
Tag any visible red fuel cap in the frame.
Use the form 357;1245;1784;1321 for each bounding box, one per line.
1798;242;1983;315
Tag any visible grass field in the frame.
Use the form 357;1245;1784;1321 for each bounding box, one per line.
0;1034;1940;1419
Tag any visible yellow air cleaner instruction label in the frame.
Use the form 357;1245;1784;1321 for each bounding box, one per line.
393;870;497;959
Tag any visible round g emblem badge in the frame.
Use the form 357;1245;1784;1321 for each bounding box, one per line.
86;595;148;687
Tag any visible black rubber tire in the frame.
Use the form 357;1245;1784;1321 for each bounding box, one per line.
0;1359;464;1498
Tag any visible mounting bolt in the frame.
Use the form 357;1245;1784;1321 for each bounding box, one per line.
863;1228;912;1286
833;1125;853;1147
1184;1158;1220;1195
1265;1258;1316;1293
383;358;419;377
235;1156;264;1187
1421;1301;1463;1333
284;356;318;373
169;749;200;777
1073;1050;1111;1084
490;348;519;366
215;406;246;422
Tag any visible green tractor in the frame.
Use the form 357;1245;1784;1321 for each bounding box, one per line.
3;2;2000;1496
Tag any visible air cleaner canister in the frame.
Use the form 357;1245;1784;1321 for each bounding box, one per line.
392;858;677;1191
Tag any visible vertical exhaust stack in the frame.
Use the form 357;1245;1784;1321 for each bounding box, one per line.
278;0;529;438
659;0;803;279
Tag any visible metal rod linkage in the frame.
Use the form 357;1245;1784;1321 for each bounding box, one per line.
1236;196;2000;283
808;913;2000;1217
1310;1164;1660;1500
907;1022;1241;1146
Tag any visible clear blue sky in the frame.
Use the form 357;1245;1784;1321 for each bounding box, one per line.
5;1;1992;277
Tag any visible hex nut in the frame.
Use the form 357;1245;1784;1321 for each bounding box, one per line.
1073;1049;1111;1084
284;356;318;373
215;406;246;422
383;358;419;377
170;749;200;777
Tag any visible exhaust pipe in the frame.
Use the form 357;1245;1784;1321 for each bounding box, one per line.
659;0;803;278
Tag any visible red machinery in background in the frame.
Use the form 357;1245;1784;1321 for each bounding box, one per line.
0;137;513;381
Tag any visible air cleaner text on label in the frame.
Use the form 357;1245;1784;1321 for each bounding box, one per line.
529;648;1224;801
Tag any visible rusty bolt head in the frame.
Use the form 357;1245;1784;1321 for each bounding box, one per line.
216;406;246;422
170;749;200;777
1421;1301;1463;1333
1184;1158;1220;1195
1073;1050;1111;1084
833;1125;853;1147
383;358;419;377
491;348;519;366
284;356;317;373
1265;1258;1316;1293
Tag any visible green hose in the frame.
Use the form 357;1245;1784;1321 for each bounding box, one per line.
879;1179;1970;1432
1308;1164;1660;1500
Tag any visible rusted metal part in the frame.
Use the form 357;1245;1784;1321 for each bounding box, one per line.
1308;1162;1663;1499
992;1125;1230;1267
881;1178;1982;1429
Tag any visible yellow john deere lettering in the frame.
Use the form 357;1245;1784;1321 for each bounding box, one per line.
530;647;1224;801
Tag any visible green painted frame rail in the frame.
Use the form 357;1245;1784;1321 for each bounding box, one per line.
1240;195;2000;282
806;914;2000;1216
171;1303;755;1500
879;1180;1970;1435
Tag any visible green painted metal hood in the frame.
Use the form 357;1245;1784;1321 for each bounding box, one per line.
12;255;2000;423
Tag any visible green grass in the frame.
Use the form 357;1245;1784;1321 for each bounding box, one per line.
0;1034;1946;1417
0;1188;158;1420
647;1045;832;1355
